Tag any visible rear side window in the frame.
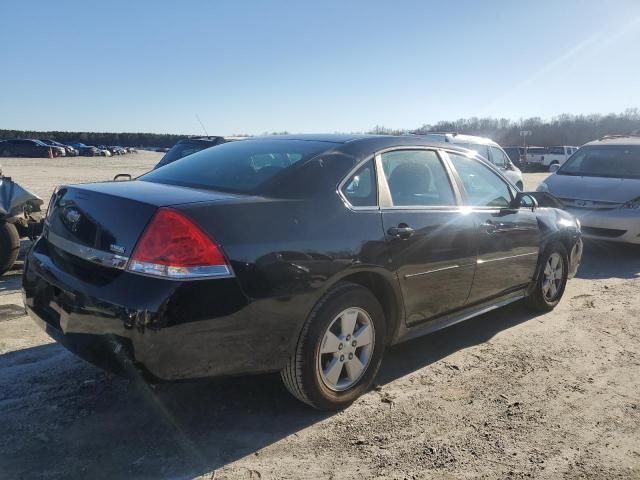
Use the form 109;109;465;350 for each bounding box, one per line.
142;139;337;194
548;146;565;155
449;153;512;208
489;146;509;167
381;150;455;207
341;160;376;207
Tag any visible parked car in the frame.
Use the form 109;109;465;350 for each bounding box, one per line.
95;146;113;157
154;136;238;169
0;172;43;274
537;135;640;244
68;143;98;156
23;135;582;409
527;146;578;171
419;133;524;190
0;139;64;157
523;146;546;169
40;139;78;157
503;146;525;167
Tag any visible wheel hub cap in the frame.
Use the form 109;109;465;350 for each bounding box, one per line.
542;252;564;301
317;307;375;392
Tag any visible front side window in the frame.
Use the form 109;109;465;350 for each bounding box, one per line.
341;159;376;207
448;153;512;208
489;146;509;168
381;150;455;207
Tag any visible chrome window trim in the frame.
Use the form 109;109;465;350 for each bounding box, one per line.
375;147;463;210
336;156;380;212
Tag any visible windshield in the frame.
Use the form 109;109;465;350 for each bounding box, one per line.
141;139;338;194
557;145;640;179
458;143;490;160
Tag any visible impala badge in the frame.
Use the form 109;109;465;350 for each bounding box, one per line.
110;244;126;254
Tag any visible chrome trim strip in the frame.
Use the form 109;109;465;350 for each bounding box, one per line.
477;251;538;264
404;264;460;279
46;230;129;270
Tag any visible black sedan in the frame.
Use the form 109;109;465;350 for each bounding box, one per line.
23;135;582;409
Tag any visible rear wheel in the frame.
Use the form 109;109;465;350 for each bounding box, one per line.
548;161;559;172
527;243;569;311
281;282;387;410
516;181;524;190
0;222;20;275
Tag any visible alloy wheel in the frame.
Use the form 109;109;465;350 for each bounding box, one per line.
317;307;375;391
542;252;564;301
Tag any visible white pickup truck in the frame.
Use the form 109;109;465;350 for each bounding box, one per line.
525;146;578;171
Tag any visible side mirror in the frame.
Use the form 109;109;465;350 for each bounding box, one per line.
509;191;538;211
113;173;132;181
549;163;560;173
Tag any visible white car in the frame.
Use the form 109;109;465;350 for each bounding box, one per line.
421;133;524;189
537;135;640;244
526;146;578;171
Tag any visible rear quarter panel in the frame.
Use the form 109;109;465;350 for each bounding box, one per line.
174;196;392;356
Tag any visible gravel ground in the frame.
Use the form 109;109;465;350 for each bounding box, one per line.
0;155;638;479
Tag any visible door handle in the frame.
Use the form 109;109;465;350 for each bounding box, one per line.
387;225;415;239
481;220;509;234
481;220;497;234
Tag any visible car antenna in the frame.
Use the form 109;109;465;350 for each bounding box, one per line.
195;114;209;137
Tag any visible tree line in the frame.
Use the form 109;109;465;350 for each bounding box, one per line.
2;109;639;148
0;130;187;148
369;108;640;147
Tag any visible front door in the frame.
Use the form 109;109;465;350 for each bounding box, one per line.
446;151;541;303
378;149;477;325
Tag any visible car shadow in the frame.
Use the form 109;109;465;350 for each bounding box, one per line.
576;240;640;280
0;300;539;479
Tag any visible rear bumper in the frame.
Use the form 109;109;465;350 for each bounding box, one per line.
566;208;640;244
22;237;292;381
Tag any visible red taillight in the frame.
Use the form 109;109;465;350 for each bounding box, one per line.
128;208;230;279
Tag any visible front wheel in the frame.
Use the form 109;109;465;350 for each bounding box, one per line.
527;243;569;311
281;282;387;410
0;222;20;275
516;181;524;191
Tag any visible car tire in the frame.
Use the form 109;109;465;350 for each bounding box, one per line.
526;243;569;312
516;181;524;190
281;282;387;410
0;221;21;275
548;161;559;172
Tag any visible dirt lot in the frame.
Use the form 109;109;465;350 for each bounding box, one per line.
0;156;638;480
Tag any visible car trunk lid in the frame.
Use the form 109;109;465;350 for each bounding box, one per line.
45;180;241;263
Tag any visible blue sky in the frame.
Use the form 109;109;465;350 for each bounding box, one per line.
1;0;639;135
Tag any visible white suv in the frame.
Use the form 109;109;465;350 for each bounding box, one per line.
420;133;524;190
526;146;578;171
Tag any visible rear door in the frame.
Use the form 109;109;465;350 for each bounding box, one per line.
378;148;477;325
445;151;541;303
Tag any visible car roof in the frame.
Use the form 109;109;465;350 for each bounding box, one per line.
583;135;640;146
417;132;500;147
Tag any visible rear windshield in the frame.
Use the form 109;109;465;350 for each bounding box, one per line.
155;140;217;168
557;146;640;179
141;139;339;194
